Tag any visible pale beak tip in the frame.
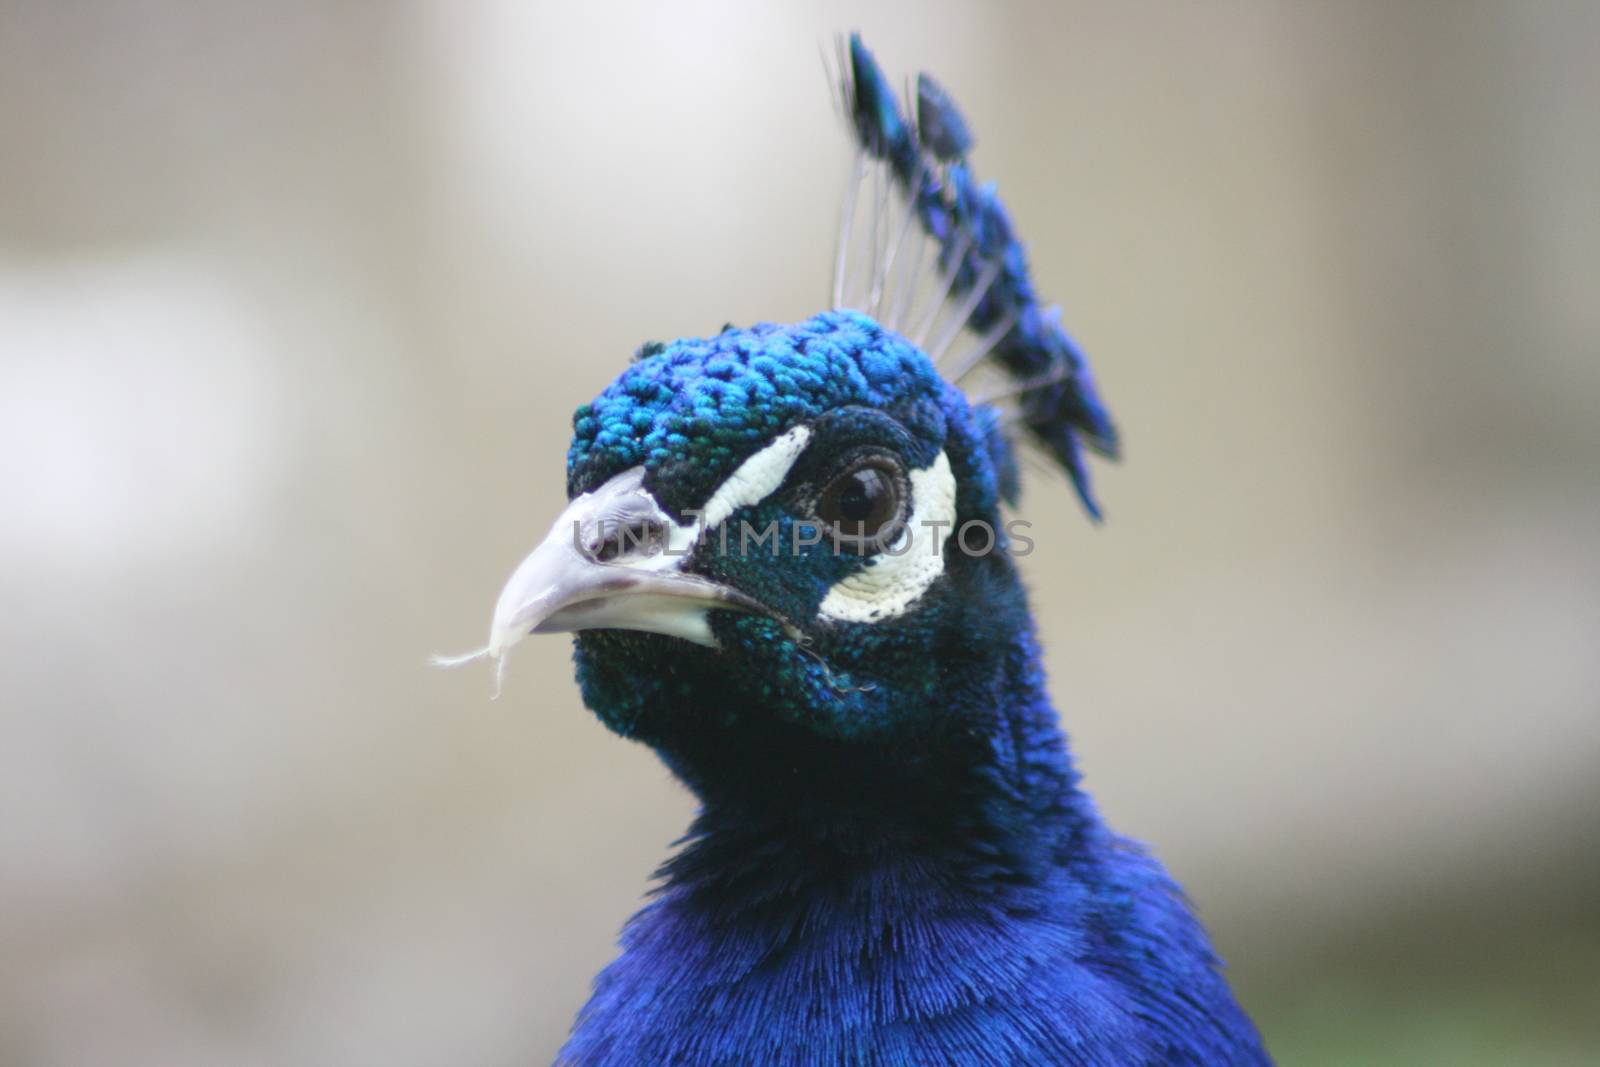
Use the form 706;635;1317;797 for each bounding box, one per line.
488;605;534;662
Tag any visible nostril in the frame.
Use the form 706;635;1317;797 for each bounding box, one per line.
592;519;666;563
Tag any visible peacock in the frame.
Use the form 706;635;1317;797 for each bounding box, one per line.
445;34;1271;1067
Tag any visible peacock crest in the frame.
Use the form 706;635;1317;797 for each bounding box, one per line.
826;34;1119;518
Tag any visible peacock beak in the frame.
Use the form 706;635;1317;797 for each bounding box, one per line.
486;467;767;659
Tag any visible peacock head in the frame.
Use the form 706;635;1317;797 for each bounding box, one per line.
486;311;1023;760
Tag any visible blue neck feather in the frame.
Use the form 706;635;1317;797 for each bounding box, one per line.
560;591;1269;1066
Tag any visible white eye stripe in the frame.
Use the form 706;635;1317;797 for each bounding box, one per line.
696;425;813;530
817;450;956;624
579;428;814;577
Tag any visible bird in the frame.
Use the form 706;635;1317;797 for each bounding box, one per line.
447;33;1271;1067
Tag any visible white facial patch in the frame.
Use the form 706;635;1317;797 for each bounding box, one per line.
817;450;956;624
697;425;813;530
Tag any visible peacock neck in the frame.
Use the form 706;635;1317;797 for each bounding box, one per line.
559;641;1132;1066
657;624;1102;901
560;629;1269;1065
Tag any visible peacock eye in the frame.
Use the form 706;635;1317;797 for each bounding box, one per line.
812;456;907;551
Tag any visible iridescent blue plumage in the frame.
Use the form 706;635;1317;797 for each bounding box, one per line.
569;315;950;517
468;34;1269;1067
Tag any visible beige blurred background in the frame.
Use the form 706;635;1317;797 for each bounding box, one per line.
2;2;1597;1064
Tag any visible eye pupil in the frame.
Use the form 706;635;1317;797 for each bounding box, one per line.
839;471;878;523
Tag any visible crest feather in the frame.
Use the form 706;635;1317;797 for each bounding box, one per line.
831;33;1118;520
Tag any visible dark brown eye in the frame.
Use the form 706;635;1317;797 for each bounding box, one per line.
813;458;906;550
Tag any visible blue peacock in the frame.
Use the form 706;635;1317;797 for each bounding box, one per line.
447;34;1271;1067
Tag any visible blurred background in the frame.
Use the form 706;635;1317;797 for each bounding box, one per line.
2;2;1596;1064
